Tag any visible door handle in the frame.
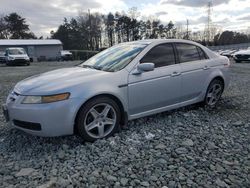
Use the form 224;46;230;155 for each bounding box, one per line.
203;66;210;70
171;72;181;77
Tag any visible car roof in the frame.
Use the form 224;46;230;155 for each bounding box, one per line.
125;39;204;46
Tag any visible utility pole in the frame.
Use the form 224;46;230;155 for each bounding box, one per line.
206;1;212;43
88;9;93;50
186;19;189;40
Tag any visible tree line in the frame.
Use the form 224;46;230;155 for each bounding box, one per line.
1;11;250;50
0;13;36;39
50;8;176;50
214;31;250;46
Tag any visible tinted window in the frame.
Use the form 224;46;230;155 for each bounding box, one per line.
176;43;200;63
197;47;208;60
140;44;175;68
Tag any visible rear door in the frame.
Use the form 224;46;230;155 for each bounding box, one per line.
175;43;210;102
128;43;182;116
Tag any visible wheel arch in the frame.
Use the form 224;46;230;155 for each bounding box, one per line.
73;93;127;134
210;76;225;89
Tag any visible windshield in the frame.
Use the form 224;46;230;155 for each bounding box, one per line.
8;48;26;55
80;43;147;72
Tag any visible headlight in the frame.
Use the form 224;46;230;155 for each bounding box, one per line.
22;93;70;104
8;56;15;60
25;57;30;60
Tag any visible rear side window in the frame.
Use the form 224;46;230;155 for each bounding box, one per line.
176;43;200;63
140;43;175;68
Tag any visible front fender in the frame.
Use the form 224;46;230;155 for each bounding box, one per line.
70;84;128;128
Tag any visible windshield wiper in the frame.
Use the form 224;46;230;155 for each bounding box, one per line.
81;65;95;69
82;64;105;71
81;64;111;72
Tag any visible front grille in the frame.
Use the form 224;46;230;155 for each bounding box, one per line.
13;59;26;63
13;119;41;131
8;91;20;102
13;91;20;96
0;57;5;62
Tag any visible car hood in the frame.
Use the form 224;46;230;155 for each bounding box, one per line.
9;54;29;58
15;67;108;95
235;50;250;55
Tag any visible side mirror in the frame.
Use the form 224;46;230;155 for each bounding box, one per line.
132;63;155;75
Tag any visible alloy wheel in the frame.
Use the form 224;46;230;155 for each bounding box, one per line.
84;103;117;139
206;83;223;106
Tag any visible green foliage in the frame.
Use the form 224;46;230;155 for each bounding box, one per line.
70;50;99;60
0;13;36;39
51;13;102;51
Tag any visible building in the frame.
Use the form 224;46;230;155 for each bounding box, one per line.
0;39;63;62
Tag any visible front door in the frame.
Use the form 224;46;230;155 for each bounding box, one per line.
128;43;182;116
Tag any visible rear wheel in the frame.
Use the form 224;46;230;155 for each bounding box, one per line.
76;97;121;142
204;79;224;107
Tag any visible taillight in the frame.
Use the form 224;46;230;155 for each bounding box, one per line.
223;59;230;67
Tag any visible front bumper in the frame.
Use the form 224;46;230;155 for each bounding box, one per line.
7;59;29;65
4;93;83;137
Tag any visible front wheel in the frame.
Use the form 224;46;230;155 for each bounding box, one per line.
204;79;224;107
76;97;121;142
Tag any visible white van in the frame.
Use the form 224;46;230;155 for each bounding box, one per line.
5;47;30;66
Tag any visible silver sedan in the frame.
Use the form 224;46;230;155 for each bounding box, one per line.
2;39;230;141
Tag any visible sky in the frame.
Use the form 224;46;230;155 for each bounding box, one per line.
0;0;250;37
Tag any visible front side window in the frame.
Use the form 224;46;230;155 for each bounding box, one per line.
176;43;200;63
140;43;175;68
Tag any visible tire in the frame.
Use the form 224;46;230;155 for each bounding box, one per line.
235;60;241;63
204;79;224;107
76;97;121;142
26;62;30;66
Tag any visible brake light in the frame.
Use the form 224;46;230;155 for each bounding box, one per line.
223;59;230;67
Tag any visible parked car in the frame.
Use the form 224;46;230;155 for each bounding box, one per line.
220;49;237;58
5;47;30;66
0;51;6;63
60;50;73;61
233;48;250;63
2;39;230;142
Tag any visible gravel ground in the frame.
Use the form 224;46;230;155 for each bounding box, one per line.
0;61;249;188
